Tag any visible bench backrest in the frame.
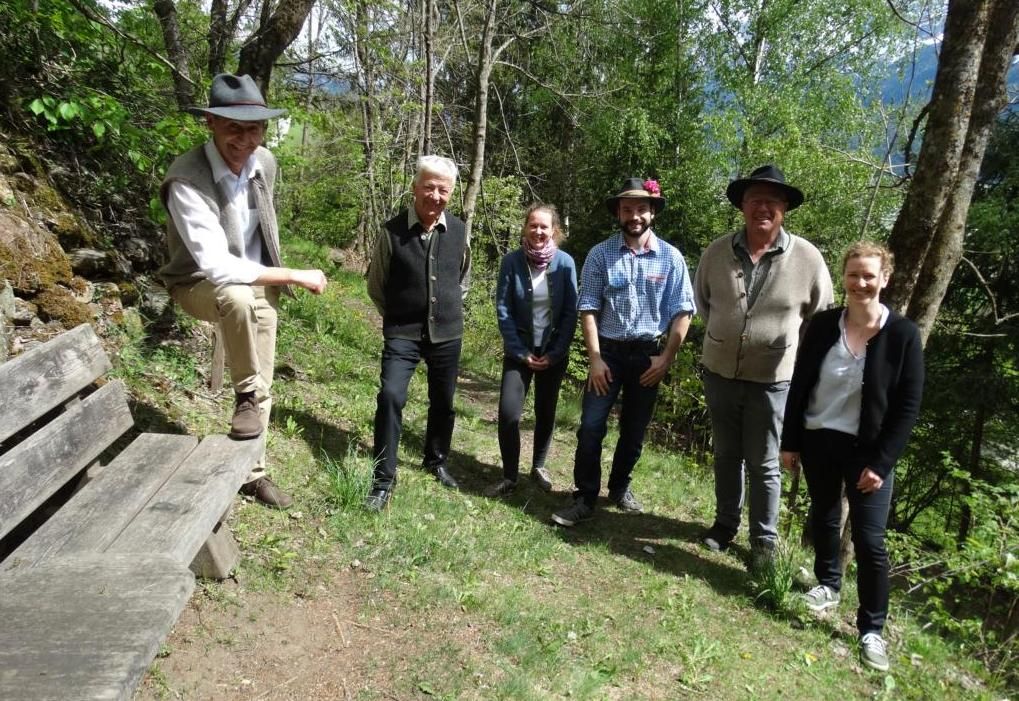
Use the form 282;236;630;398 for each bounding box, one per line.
0;324;134;544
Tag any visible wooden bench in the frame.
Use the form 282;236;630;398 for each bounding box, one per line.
0;323;262;701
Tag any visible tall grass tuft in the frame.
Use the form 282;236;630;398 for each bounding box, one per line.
322;447;375;509
750;541;798;611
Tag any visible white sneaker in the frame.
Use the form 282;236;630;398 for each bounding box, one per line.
803;584;840;612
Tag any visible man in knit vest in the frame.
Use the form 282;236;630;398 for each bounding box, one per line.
364;156;471;512
694;165;833;569
160;73;327;509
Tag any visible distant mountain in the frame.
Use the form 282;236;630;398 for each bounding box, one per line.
881;44;1019;108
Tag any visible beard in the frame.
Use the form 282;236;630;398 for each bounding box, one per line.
621;218;651;239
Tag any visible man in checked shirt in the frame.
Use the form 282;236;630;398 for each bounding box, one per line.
551;178;695;527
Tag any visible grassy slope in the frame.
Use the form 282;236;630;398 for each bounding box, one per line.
119;241;1005;701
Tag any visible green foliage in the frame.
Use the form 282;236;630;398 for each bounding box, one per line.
891;478;1019;683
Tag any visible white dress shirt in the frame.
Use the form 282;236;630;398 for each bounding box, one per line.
165;141;266;286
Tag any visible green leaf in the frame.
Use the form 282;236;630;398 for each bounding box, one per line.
28;98;46;116
92;121;106;138
57;101;80;121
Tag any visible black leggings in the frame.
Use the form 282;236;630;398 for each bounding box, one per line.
497;354;568;480
802;428;894;635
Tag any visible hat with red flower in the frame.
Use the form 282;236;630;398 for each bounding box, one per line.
604;177;666;214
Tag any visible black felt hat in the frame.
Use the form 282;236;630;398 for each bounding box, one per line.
725;165;804;210
187;73;287;121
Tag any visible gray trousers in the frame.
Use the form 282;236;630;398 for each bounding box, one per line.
703;370;789;547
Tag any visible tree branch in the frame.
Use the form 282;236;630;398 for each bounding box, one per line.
65;0;197;89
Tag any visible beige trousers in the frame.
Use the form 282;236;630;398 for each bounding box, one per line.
171;280;279;480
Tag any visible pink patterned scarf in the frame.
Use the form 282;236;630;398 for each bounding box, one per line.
523;237;557;271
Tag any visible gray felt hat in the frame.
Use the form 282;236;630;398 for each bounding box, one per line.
187;73;287;121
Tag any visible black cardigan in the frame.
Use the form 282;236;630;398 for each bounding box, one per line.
780;307;925;478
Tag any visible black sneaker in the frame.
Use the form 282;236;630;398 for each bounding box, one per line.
702;523;735;552
608;488;643;513
551;499;594;527
485;478;517;497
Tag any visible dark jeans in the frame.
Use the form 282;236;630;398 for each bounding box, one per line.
497;353;568;481
573;341;660;506
372;336;462;489
801;428;894;635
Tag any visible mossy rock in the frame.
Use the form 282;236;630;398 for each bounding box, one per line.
34;285;93;327
49;211;99;249
0;211;72;292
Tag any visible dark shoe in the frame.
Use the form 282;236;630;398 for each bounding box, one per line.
485;478;517;497
364;487;392;512
748;542;776;574
240;477;293;509
530;467;553;492
702;523;735;552
551;499;594;527
608;488;643;513
229;391;262;440
433;465;460;490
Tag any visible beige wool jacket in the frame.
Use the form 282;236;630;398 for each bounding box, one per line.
694;231;833;383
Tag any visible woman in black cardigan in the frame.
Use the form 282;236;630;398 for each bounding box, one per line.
780;241;924;673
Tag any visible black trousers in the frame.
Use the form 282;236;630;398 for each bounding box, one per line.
497;353;568;481
372;336;462;489
801;428;894;635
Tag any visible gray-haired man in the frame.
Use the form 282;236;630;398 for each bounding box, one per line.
365;156;472;511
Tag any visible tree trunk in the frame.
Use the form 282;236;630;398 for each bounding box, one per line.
884;0;1019;345
421;0;435;156
354;0;382;261
152;0;194;109
461;0;498;241
237;0;317;94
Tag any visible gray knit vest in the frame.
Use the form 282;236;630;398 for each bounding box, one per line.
158;144;288;295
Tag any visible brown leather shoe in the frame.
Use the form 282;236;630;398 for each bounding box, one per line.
230;392;262;440
240;477;293;509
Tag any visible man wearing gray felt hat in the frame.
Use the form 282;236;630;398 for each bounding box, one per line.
159;73;327;509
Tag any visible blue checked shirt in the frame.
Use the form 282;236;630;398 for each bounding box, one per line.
578;231;696;341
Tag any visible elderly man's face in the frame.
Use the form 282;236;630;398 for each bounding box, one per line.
207;116;266;175
741;184;788;240
412;172;454;226
617;198;654;239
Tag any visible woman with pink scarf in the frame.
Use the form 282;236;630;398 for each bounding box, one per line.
486;204;579;497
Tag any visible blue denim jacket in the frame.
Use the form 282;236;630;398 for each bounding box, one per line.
496;248;579;365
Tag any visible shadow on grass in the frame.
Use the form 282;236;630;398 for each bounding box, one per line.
272;406;360;460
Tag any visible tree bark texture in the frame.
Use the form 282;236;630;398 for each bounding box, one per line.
237;0;317;94
152;0;194;109
885;0;1019;344
461;0;498;241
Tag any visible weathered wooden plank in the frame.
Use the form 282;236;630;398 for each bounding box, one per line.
0;323;110;444
109;434;262;565
0;553;194;701
0;380;133;542
4;433;199;569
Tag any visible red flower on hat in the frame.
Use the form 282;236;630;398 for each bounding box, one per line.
643;179;661;196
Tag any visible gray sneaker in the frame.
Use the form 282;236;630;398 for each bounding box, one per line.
531;467;553;492
860;632;890;671
608;488;643;513
803;584;840;612
551;500;594;527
